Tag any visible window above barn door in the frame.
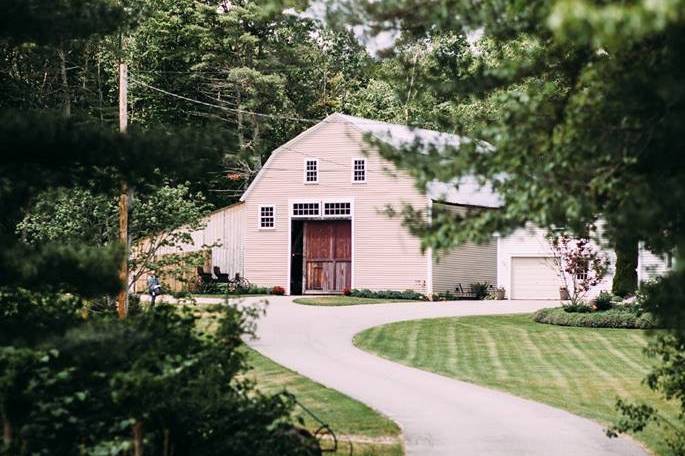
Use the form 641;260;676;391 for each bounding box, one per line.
324;202;351;217
291;200;352;219
293;202;320;217
304;159;319;184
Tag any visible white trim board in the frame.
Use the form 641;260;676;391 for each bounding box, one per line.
286;197;355;295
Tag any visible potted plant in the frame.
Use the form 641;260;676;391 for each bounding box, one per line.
495;287;506;300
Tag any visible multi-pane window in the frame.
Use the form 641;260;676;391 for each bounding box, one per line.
259;206;275;229
305;159;318;183
576;261;589;281
353;159;366;182
292;202;320;217
324;202;351;217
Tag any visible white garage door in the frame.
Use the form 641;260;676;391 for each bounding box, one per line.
511;257;560;299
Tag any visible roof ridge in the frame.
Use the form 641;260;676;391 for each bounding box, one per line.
333;112;455;137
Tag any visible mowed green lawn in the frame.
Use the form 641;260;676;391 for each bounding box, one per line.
244;349;403;456
354;314;682;455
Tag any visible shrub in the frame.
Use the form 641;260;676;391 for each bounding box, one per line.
271;286;285;295
194;283;270;296
0;297;317;456
349;289;426;300
594;291;614;311
350;288;374;298
470;282;491;300
563;302;593;313
533;306;658;329
342;287;351;296
433;290;457;301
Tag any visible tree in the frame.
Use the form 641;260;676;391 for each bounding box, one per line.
0;298;319;455
0;111;227;294
547;232;609;306
612;237;639;297
324;0;685;449
0;2;318;453
16;183;211;292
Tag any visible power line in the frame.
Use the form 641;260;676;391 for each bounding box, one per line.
129;76;321;124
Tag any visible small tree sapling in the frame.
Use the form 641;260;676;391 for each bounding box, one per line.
547;233;609;306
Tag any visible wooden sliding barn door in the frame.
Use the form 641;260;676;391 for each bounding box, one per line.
303;221;351;293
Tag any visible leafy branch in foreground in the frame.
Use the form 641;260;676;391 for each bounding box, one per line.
326;0;685;450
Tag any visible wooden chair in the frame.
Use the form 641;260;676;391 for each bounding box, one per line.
196;267;214;285
213;266;230;283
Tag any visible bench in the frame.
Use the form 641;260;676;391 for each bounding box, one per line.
454;283;478;299
453;283;494;300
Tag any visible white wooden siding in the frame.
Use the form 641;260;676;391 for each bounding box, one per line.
243;119;430;293
431;203;497;293
204;203;245;277
638;244;670;283
157;203;245;277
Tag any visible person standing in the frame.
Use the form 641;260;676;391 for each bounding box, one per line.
147;273;162;306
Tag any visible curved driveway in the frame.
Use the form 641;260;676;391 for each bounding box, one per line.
243;297;647;456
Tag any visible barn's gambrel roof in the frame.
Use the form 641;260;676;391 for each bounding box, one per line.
240;112;501;208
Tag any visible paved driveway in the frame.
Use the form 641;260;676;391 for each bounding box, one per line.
242;297;646;456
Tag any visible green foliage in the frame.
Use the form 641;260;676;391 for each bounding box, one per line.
117;0;373;206
594;291;614;311
610;271;685;454
0;0;125;44
0;289;84;346
350;288;426;300
15;183;210;293
432;290;457;301
612;239;638;297
563;302;593;313
469;282;490;300
533;306;657;329
17;188;118;245
0;110;232;294
0;298;317;455
329;1;685;450
195;283;271;296
0;3;320;454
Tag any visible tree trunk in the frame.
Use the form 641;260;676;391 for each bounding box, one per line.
2;415;12;447
116;181;129;319
57;45;71;118
612;237;638;297
132;421;143;456
163;429;170;456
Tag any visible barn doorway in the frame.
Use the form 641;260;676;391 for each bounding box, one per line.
292;220;351;294
290;220;304;295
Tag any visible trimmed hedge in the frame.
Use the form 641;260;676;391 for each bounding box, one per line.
195;283;271;295
533;306;659;329
349;288;427;300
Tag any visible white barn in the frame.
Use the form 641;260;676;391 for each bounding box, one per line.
175;113;668;298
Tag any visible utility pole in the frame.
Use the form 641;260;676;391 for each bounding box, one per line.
116;61;129;319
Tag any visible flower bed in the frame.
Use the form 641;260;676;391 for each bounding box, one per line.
349;288;427;300
533;306;658;329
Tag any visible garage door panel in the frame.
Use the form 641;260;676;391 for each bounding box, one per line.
511;257;560;299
